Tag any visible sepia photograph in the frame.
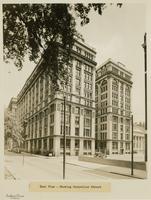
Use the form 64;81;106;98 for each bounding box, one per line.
1;1;151;199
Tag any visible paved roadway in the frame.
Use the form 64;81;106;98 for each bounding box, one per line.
5;151;139;180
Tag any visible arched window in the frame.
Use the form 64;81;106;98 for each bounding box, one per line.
101;66;107;75
112;79;118;92
95;84;98;96
100;80;107;93
125;86;130;96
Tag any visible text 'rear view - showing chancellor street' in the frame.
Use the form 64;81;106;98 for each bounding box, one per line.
3;3;147;180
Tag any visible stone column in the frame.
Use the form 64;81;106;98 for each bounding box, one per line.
91;139;95;155
47;137;50;151
107;141;112;155
33;117;35;141
72;59;76;94
107;114;112;140
47;113;50;137
79;139;83;156
92;68;95;101
54;101;61;136
35;140;38;152
41;139;44;154
41;111;44;137
123;84;126;116
79;109;84;137
43;75;45;107
28;140;31;152
91;110;95;139
108;77;112;108
70;138;75;156
38;78;41;110
70;106;75;136
118;116;121;154
80;62;84;97
37;116;39;139
53;137;60;156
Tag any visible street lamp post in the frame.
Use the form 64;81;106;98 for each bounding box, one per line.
142;33;147;162
55;83;67;180
63;95;66;180
131;115;134;176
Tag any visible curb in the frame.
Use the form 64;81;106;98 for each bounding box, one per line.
109;171;146;179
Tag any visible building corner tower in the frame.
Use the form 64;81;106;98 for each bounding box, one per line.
96;59;133;155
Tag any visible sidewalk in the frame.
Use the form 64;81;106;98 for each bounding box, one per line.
66;158;147;179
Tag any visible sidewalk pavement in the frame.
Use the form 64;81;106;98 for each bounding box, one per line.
107;153;145;162
66;157;147;179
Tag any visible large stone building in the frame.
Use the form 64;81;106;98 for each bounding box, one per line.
133;124;145;154
16;40;97;156
4;97;17;150
95;59;133;155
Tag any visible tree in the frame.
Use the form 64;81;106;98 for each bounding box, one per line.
3;3;122;86
4;109;24;150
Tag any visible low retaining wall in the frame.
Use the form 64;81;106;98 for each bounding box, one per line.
79;156;146;170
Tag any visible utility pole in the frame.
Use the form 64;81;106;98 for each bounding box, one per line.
142;33;147;162
131;115;134;176
63;95;66;179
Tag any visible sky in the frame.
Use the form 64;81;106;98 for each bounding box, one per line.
2;3;147;123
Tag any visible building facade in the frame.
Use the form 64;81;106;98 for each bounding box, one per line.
96;59;133;155
133;125;145;154
16;40;97;156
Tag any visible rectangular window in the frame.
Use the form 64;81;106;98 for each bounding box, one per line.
126;142;130;150
112;132;118;140
50;126;54;135
125;126;130;133
76;78;80;86
75;127;79;136
75;116;80;125
60;139;63;148
112;123;118;131
112;142;118;150
88;140;91;149
50;104;55;113
84;128;91;137
65;115;70;124
66;126;70;135
75;87;80;95
75;107;80;114
76;67;81;77
83;140;91;150
84;118;91;127
75;139;80;148
50;114;54;123
126;134;130;140
66;139;70;149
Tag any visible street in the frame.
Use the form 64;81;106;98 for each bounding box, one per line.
5;151;146;180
